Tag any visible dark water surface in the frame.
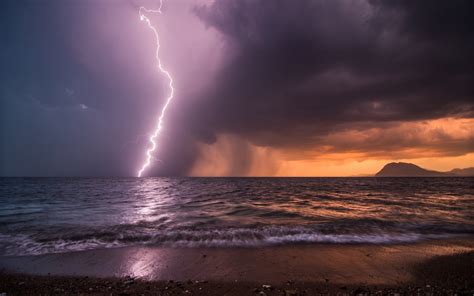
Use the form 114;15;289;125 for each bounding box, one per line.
0;177;473;256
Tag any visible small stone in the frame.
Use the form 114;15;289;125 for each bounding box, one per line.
259;292;267;296
262;284;272;290
284;289;298;296
354;287;366;294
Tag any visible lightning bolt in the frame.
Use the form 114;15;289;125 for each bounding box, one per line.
137;2;174;177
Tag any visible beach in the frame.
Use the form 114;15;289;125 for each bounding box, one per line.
1;237;473;295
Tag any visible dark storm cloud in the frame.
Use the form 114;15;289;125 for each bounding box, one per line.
189;0;474;149
1;0;473;176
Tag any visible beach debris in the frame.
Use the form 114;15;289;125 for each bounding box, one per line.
284;289;298;296
123;279;135;286
262;284;274;291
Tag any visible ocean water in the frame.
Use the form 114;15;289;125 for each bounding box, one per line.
0;177;473;256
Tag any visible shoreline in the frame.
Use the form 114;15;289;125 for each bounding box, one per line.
1;237;473;294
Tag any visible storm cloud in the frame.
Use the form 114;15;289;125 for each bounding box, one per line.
1;0;473;176
188;0;474;144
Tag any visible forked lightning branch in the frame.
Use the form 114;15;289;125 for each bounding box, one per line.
137;2;175;177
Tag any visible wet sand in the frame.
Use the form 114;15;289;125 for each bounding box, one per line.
1;238;473;295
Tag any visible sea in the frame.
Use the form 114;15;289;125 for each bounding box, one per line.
0;177;473;256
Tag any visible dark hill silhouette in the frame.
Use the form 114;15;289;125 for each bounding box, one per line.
447;167;474;176
375;162;474;177
375;162;448;177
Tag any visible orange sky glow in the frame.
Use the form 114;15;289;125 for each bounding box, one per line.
190;117;474;176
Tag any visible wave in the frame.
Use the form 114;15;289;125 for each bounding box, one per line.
0;226;464;256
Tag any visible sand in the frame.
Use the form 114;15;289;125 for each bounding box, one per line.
1;238;473;295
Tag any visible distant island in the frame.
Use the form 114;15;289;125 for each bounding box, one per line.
375;162;474;177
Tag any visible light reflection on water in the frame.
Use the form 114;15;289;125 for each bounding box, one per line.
0;177;473;255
